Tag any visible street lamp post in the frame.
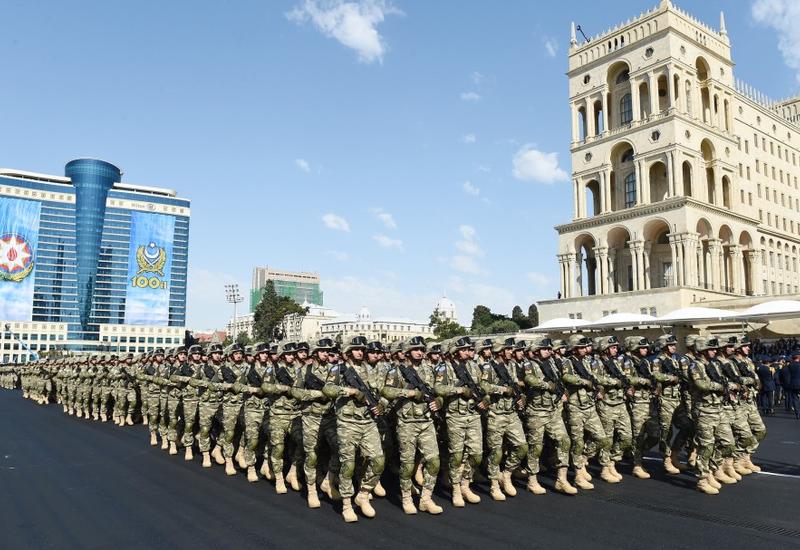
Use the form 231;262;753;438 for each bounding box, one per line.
224;284;243;343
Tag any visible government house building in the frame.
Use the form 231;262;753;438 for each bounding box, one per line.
538;0;800;322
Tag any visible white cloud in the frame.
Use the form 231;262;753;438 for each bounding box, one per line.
462;133;476;144
295;158;311;172
460;91;481;102
512;144;568;184
448;224;485;271
462;180;480;197
459;224;477;241
369;207;397;229
326;250;350;261
286;0;401;64
185;268;242;330
476;164;491;173
373;233;403;249
450;255;483;275
455;239;483;257
527;271;550;287
325;275;437;319
470;71;484;85
543;37;558;58
752;0;800;82
322;213;351;231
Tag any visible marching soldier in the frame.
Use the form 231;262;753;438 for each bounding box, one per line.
732;335;766;472
623;336;661;480
651;334;688;474
179;346;204;459
592;335;630;483
193;343;225;467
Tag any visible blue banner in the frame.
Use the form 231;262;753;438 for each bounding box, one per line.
124;211;175;325
0;197;40;321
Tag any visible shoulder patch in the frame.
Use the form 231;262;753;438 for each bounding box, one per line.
328;365;339;374
435;364;446;373
266;366;273;374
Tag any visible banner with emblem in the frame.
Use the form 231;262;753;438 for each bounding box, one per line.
0;197;41;321
124;211;175;325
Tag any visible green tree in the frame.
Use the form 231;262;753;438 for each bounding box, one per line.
528;303;540;327
252;280;308;341
429;308;467;340
235;332;253;347
512;305;533;329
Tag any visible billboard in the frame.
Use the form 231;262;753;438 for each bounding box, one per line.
0;197;41;321
124;211;175;325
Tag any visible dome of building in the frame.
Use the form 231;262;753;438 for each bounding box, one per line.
357;306;372;321
436;295;457;320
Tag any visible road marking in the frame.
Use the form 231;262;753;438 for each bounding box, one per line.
641;456;800;478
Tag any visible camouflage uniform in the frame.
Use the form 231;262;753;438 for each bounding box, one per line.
732;339;766;471
179;350;204;452
238;347;268;474
194;349;224;461
651;338;692;471
624;338;661;473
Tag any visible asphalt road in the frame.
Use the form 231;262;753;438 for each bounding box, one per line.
2;390;799;550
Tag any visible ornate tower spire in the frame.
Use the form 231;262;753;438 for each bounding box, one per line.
570;21;577;47
720;11;727;37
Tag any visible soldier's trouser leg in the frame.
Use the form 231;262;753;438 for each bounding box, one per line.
182;399;199;448
597;402;632;464
731;404;757;459
525;409;570;475
100;389;112;418
80;386;91;414
243;406;265;467
694;405;732;477
141;389;150;420
128;387;138;416
630;400;658;465
197;401;220;452
486;412;528;480
568;404;611;468
670;401;695;456
744;401;766;448
148;394;161;434
397;420;440;492
221;402;242;458
320;414;340;478
337;420;385;499
269;414;292;475
167;398;181;442
302;414;323;485
92;387;101;414
158;394;169;436
446;415;482;485
658;397;680;457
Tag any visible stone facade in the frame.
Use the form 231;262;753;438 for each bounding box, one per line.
540;0;800;322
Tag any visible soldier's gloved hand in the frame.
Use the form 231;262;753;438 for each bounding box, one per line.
546;381;556;392
248;387;259;395
457;387;470;397
405;389;420;399
344;387;360;398
502;386;513;396
276;384;290;393
582;379;593;388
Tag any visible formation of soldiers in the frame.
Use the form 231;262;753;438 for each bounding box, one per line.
0;331;767;522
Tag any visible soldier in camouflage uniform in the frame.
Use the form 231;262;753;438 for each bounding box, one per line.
591;335;630;484
382;336;443;515
323;336;386;523
651;334;689;474
192;343;225;467
688;336;735;494
480;337;528;501
260;342;303;494
177;345;204;460
562;334;612;490
159;347;187;455
716;337;757;480
520;336;576;495
623;336;661;480
217;344;247;475
142;349;166;446
98;355;115;422
732;335;766;472
236;342;268;482
293;338;341;507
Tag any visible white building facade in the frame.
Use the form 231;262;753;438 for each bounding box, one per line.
320;307;433;344
539;0;800;322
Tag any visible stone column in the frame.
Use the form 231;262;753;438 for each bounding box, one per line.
635;160;643;206
713;165;722;206
558;255;566;297
601;91;609;134
666;67;675;110
730;245;744;295
697;241;706;288
649;71;659;116
594;246;608;295
667;150;676;197
643;242;652;289
631;77;641;122
668;235;680;287
573;252;582;297
599;170;607;213
639;159;650;204
749;249;763;295
586;97;596;137
630;240;645;291
608;248;617;293
708;238;722;291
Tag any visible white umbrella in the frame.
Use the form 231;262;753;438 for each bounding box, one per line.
655;307;735;324
529;317;589;332
585;312;658;329
731;300;800;321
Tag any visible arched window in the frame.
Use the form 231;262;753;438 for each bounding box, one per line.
624;172;637;208
616;70;630;84
620;94;633;124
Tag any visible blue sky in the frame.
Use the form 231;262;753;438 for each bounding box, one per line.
1;0;798;328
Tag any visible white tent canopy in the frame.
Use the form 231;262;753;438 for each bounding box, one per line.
528;317;589;332
654;307;735;324
585;312;658;328
731;300;800;321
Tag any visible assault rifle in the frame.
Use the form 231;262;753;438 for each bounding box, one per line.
490;360;525;409
275;365;295;387
246;365;263;387
706;359;735;403
539;358;566;399
342;366;382;418
600;357;633;389
452;361;487;403
570;356;603;400
398;364;439;415
304;370;326;391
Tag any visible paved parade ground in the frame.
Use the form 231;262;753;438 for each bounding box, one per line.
1;390;799;550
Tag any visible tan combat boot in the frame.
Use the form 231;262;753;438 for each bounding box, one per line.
211;445;225;465
526;475;547;495
160;437;169;451
341;498;358;523
632;465;651;479
184;447;194;461
307;484;321;508
142;415;148;426
414;463;425;486
707;474;722;489
451;483;465;507
373;481;386;497
275;473;288;494
696;476;720;495
169;441;178;456
501;471;517;496
600;465;620;483
687;449;697;468
460;480;481;503
125;414;133;426
610;463;623;481
401;490;417;514
320;472;331;497
419;488;443;515
490;480;506;501
260;459;273;480
201;452;212;468
714;467;736;484
234;447;244;469
324;472;341;500
554;467;578;495
93;412;99;421
100;413;107;422
723;458;741;481
149;432;158;446
745;456;762;473
76;409;83;418
286;464;301;491
664;456;681;474
247;466;259;483
354;490;376;518
574;467;594;490
733;459;752;476
225;457;237;476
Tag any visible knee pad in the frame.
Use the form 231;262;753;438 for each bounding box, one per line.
618;437;633;453
490;446;503;466
425;456;441;476
399;461;415;480
306;451;318;470
371;456;386;475
271;443;285;459
516;443;529;460
558;438;571;455
449;451;464;471
598;437;612;452
754;428;766;442
531;443;544;459
571;439;585;456
341;460;355;479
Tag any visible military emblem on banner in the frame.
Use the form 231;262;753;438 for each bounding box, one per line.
0;233;34;283
131;241;168;290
